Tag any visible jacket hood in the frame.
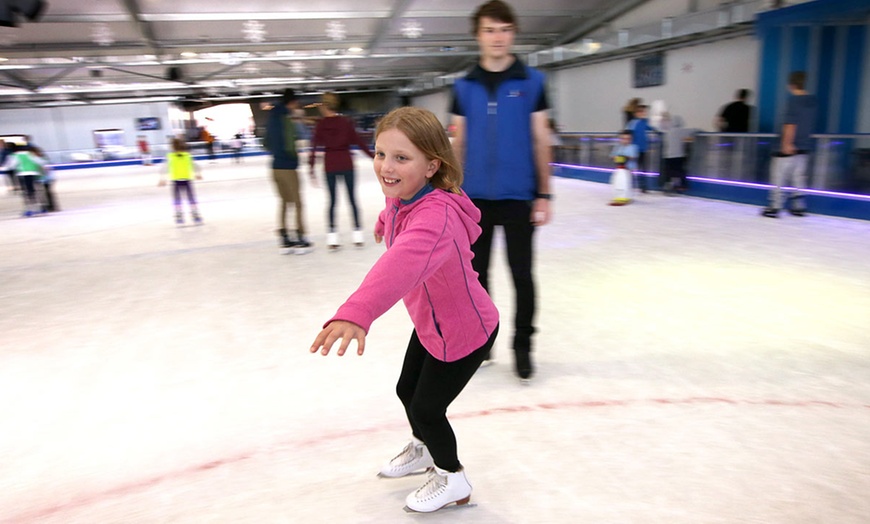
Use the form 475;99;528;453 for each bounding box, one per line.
399;187;482;244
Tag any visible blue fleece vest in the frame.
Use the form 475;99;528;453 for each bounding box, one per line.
453;63;546;200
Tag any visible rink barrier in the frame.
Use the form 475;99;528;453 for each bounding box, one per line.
553;163;870;221
50;150;271;170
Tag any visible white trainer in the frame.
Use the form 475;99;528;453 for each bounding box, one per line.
404;466;472;513
352;228;365;247
378;438;434;478
327;231;341;250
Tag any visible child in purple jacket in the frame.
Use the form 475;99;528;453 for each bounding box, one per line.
310;106;499;513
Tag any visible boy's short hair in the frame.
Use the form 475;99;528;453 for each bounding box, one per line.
737;88;750;100
788;71;806;90
471;0;517;35
281;88;297;105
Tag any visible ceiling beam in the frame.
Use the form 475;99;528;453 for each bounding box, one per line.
366;0;415;53
119;0;163;53
1;71;38;91
553;0;654;46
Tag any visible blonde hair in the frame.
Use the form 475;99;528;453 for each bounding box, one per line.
375;107;463;194
321;92;340;111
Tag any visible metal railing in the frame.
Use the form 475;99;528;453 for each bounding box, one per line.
554;131;870;197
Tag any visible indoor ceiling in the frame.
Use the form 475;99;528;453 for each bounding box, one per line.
0;0;651;108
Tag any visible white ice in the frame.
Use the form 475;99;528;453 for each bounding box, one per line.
1;154;869;523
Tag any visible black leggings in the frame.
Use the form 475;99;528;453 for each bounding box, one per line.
396;325;498;472
326;170;360;230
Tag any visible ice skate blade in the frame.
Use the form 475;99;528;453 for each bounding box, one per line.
403;497;474;513
478;359;495;369
519;377;532;386
279;248;294;255
377;467;432;479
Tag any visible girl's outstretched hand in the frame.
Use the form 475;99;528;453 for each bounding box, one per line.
310;320;366;356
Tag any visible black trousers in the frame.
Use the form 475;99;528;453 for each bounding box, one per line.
637;151;648;190
661;157;687;190
396;325;498;472
471;199;536;352
325;170;361;230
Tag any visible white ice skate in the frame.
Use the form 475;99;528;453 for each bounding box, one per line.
352;228;365;247
327;231;341;250
403;466;473;513
378;438;434;478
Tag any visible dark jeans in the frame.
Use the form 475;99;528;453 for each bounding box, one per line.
326;170;360;230
19;174;37;205
172;180;197;207
396;325;498;472
637;150;648;190
471;199;536;352
661;157;687;190
41;181;58;211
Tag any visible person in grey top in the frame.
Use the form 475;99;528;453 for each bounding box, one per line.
762;71;818;218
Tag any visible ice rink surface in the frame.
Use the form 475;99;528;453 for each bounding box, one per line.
1;154;869;523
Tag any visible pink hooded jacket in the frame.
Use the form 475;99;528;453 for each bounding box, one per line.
327;186;499;362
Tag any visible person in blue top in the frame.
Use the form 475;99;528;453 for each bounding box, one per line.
450;0;553;383
264;88;314;254
762;71;818;218
626;104;653;193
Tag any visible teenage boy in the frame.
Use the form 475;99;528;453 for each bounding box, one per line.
451;0;553;382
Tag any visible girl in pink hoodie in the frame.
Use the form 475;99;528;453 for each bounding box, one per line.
310;107;499;513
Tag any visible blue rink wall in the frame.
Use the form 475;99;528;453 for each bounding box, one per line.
554;164;870;222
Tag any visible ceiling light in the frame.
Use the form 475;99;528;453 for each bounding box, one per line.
243;20;266;43
348;47;363;53
401;20;423;39
181;51;198;58
326;20;347;41
91;23;115;46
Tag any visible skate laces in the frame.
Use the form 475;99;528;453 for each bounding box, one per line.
415;469;448;500
390;442;420;467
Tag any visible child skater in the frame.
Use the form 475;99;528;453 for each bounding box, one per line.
159;137;203;225
309;107;499;513
3;144;47;217
609;130;638;206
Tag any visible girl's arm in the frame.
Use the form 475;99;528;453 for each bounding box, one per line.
315;205;454;351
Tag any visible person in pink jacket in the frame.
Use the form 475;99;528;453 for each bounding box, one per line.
310;106;499;513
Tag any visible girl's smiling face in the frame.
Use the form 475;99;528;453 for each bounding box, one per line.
374;128;440;201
